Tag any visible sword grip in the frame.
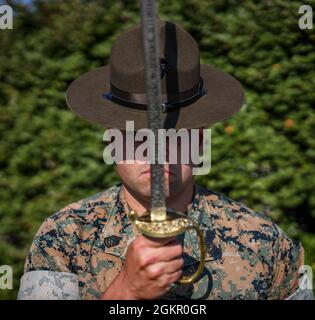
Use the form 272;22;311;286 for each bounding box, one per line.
128;208;206;285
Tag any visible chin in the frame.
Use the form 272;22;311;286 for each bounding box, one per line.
136;186;152;198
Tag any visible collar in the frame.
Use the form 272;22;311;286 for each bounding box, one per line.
98;183;218;266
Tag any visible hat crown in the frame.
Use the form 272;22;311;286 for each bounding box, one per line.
109;20;200;94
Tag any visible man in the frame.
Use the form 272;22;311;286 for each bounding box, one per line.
18;20;312;300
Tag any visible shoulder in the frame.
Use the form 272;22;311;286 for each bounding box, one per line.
25;184;121;273
33;184;121;244
195;184;304;298
195;184;303;263
45;185;120;230
196;183;277;235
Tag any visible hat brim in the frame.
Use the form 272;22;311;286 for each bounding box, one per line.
66;64;245;130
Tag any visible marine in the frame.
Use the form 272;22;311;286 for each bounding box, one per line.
18;18;313;300
18;184;311;300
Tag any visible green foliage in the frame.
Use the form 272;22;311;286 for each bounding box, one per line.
0;0;314;299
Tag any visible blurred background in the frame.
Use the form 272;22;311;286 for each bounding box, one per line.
0;0;314;299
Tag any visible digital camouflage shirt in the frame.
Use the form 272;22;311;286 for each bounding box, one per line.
18;184;311;300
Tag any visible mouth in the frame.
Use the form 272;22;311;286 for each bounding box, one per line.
141;169;174;176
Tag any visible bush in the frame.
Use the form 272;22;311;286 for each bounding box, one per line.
0;0;314;299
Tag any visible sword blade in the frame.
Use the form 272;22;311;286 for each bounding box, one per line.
141;0;166;221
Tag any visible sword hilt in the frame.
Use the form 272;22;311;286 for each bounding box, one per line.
128;208;206;285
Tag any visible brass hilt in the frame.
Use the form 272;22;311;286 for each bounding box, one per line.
128;208;206;285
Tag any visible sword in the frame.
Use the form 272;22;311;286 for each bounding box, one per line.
129;0;206;285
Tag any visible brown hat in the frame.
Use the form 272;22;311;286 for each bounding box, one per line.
66;20;245;130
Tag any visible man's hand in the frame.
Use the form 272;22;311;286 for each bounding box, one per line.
100;235;184;300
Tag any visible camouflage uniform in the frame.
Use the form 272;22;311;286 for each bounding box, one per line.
18;184;313;300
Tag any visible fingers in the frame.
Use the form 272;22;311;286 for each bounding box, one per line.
144;235;178;247
134;238;183;267
146;257;184;280
146;241;183;263
157;269;183;289
123;235;185;299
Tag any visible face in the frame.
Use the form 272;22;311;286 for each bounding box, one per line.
111;129;203;202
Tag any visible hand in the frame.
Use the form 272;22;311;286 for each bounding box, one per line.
112;235;184;299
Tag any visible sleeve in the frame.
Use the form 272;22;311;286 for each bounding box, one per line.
18;217;80;300
267;225;314;300
24;217;75;273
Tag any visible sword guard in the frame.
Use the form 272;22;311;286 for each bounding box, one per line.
128;208;206;285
